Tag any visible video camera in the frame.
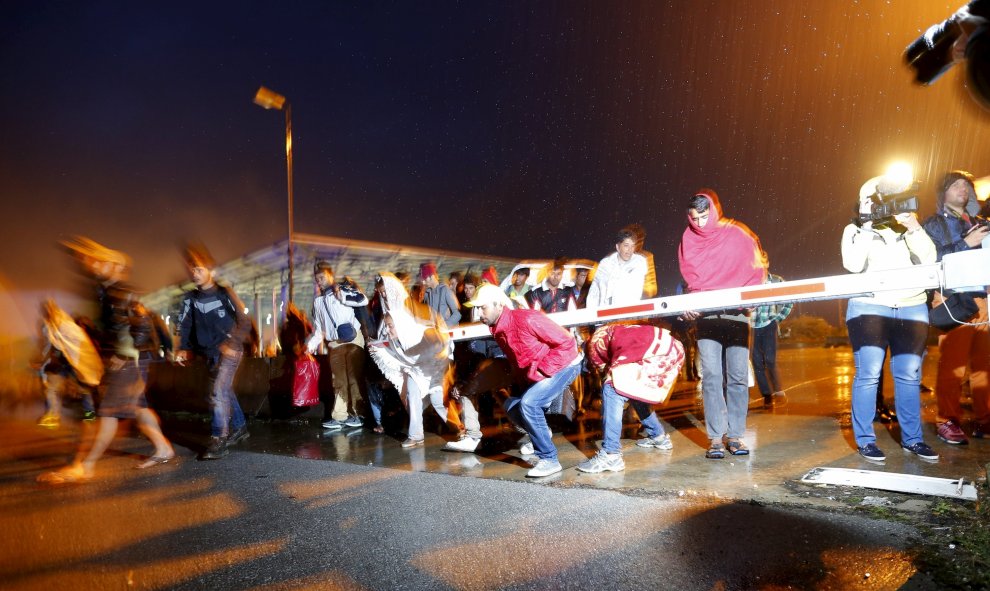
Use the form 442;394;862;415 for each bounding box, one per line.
858;182;922;224
905;2;990;110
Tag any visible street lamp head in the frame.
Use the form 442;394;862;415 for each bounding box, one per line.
253;86;286;110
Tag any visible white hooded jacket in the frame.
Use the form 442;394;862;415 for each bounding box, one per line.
367;273;451;400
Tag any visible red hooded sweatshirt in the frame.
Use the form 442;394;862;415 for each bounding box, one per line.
678;189;768;292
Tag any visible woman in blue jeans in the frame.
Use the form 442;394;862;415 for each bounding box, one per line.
842;180;939;462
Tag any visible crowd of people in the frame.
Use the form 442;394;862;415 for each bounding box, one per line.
35;173;990;482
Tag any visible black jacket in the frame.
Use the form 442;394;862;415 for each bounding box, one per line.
178;283;251;355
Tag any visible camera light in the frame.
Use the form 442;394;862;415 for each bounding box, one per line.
884;161;914;189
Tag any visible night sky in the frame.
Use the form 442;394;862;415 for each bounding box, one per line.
2;1;988;308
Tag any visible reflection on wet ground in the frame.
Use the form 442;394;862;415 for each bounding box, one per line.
168;347;987;504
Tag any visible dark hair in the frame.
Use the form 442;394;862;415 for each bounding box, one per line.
620;223;645;248
462;272;479;286
183;241;216;269
689;194;711;212
513;267;530;277
616;228;636;244
448;271;463;282
313;260;334;275
551;257;568;271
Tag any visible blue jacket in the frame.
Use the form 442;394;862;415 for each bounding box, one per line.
921;183;981;262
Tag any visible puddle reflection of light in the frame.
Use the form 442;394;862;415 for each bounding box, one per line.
833;359;854;404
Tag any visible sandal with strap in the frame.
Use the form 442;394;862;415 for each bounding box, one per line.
136;454;177;470
726;439;750;456
706;442;726;459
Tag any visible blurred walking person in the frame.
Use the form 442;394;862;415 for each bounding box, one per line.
39;239;174;483
175;243;252;460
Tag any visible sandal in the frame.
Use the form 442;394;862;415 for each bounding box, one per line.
37;465;93;484
726;439;750;456
705;442;726;459
136;454;177;470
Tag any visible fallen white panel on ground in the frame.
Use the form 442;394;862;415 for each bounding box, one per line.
800;467;978;501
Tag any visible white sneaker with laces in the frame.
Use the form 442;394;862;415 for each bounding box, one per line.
636;433;673;450
577;450;625;473
526;458;562;478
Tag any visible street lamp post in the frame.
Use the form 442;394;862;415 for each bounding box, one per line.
253;85;295;303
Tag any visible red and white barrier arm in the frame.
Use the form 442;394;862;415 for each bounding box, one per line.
448;248;990;342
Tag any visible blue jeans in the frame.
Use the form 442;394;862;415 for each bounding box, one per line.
601;381;664;454
696;316;751;441
751;321;782;397
504;361;581;460
846;300;928;447
367;381;386;426
208;350;246;438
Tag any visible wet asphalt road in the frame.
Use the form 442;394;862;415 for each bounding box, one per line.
1;419;936;591
4;346;985;589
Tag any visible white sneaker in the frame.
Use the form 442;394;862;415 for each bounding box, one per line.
636;433;673;450
443;436;480;453
577;450;625;473
526;458;562;478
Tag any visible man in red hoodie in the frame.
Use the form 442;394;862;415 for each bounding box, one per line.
467;284;581;477
678;189;767;460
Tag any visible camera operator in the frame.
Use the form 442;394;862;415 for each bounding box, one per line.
921;171;990;445
841;182;939;463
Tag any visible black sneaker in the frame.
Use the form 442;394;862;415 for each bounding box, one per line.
199;436;228;460
227;426;250;446
857;443;886;462
902;441;939;461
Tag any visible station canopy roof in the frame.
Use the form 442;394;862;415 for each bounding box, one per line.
141;233;523;319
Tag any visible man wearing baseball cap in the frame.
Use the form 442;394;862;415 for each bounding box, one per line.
467;284;581;477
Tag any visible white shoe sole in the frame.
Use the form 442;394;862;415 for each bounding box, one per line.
527;465;562;478
443;440;480;453
576;464;624;474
